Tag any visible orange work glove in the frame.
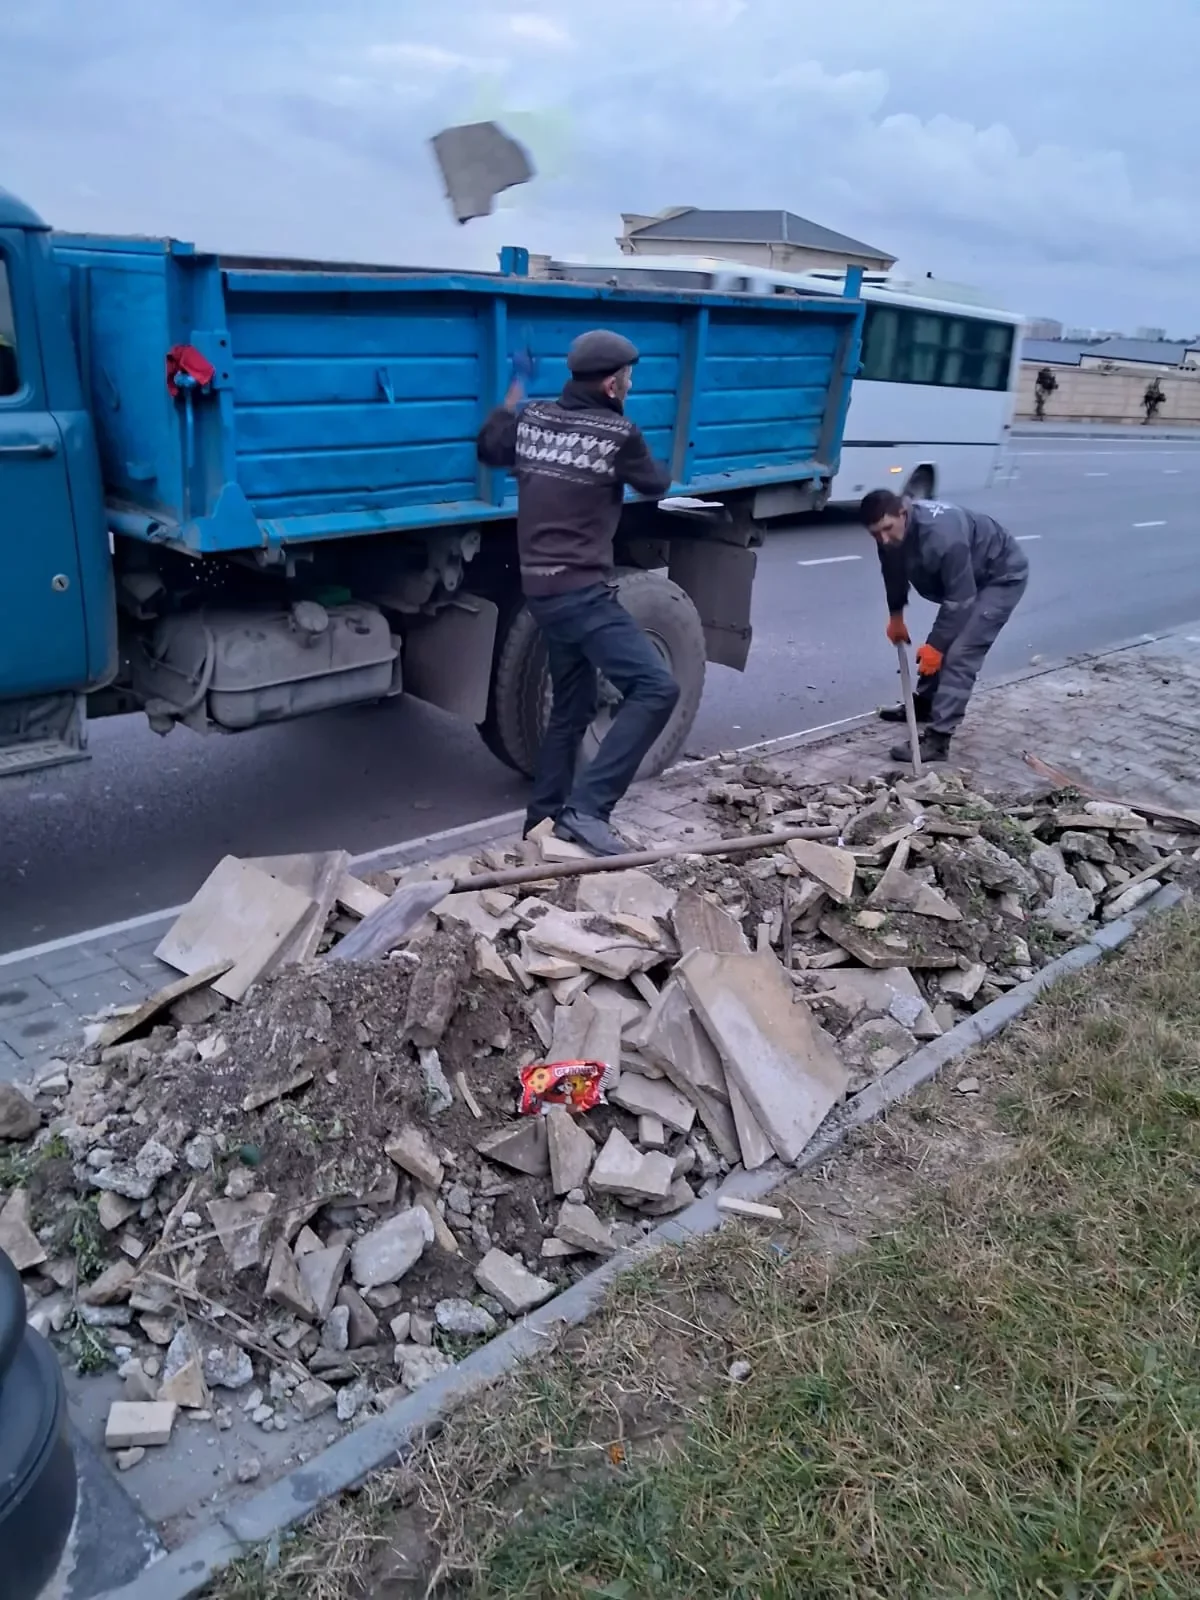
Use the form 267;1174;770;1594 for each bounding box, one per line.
885;612;910;645
915;643;944;677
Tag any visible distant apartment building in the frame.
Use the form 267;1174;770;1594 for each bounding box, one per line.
617;208;895;274
1134;326;1167;342
1025;318;1063;340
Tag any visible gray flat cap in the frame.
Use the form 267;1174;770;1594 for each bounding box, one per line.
567;329;641;377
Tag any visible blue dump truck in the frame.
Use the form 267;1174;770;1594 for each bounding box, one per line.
0;186;863;784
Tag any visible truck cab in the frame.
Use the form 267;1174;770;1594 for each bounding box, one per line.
0;188;115;776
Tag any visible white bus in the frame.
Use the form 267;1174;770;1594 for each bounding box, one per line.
537;253;1023;505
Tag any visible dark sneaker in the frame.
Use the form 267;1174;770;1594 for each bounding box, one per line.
879;697;933;725
553;808;627;857
890;729;952;765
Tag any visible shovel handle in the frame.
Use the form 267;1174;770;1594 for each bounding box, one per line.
896;643;924;777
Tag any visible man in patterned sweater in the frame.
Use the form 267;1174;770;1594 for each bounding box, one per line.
477;330;676;856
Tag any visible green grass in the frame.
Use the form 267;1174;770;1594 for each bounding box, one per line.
207;905;1200;1600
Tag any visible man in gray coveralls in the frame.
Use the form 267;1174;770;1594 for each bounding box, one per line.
859;489;1029;765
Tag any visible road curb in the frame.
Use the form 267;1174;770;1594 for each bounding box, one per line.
92;886;1187;1600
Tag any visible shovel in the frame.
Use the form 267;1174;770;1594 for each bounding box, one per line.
328;821;842;963
895;642;924;777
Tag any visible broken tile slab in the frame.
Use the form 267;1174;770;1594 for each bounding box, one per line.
584;981;648;1041
785;838;857;904
520;947;585;983
265;1238;319;1321
157;1357;206;1410
385;1127;445;1191
694;1082;749;1168
1102;879;1162;921
840;1017;919;1090
817;968;942;1040
296;1241;350;1319
545;1106;595;1195
635;976;729;1100
525;912;664;981
475;1248;557;1315
866;868;962;921
589;1128;674;1201
550;991;599;1062
105;1401;177;1449
79;1260;137;1306
671;888;750;956
0;1188;46;1271
818;913;960;970
437;889;512;942
94;960;233;1051
336;873;390;920
475;1118;550;1177
1057;830;1116;864
473;937;514;983
939;963;988;1003
960;836;1039;898
554;1201;616;1255
1033;879;1096;934
609;1071;697;1136
638;1176;696;1217
717;1196;783;1222
294;1378;338;1421
638;1114;667;1149
576;870;677;922
679;950;849;1166
206;1193;276;1273
249;850;351;968
351;1210;434;1290
155;856;315;1002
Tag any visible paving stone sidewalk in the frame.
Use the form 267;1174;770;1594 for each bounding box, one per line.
3;627;1198;1085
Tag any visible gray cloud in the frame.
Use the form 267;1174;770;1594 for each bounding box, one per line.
2;0;1195;328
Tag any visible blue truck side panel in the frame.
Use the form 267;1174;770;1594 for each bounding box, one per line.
50;236;862;557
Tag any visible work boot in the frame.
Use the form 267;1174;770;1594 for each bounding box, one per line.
890;729;952;766
522;811;556;838
553;808;627;858
878;696;933;725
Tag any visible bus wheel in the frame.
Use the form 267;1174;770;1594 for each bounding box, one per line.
904;467;935;499
476;570;707;781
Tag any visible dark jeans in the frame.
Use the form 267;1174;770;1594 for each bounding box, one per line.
526;583;680;822
915;575;1028;735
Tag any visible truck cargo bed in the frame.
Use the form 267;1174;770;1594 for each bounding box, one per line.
52;235;862;555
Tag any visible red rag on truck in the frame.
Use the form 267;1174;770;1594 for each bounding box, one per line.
165;344;216;397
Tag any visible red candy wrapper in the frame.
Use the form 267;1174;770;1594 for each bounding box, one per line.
518;1059;618;1116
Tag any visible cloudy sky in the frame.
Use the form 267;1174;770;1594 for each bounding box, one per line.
1;0;1195;331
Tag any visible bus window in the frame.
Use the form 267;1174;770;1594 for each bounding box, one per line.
0;258;18;397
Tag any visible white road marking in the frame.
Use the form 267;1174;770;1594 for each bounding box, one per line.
1016;535;1042;542
1133;520;1167;528
1164;468;1181;474
1085;471;1109;476
796;554;862;567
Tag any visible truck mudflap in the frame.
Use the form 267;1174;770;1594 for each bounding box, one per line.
400;595;499;724
666;539;756;672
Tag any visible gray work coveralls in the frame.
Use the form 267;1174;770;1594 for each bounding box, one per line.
879;500;1028;735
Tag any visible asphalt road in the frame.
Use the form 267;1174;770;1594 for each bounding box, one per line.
3;432;1199;952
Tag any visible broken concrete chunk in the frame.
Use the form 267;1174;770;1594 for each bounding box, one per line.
554;1202;616;1255
337;1285;382;1348
105;1401;177;1450
525;911;663;980
1033;878;1096;935
294;1378;337;1421
401;1346;454;1391
940;963;988;1003
821;968;941;1040
79;1260;137;1307
589;1128;674;1201
818;913;959;970
1058;829;1116;864
265;1239;319;1321
206;1193;276;1274
840;1017;919;1090
545;1106;595;1195
0;1084;39;1142
639;1175;696;1217
474;1248;557;1315
97;1192;139;1233
867;867;961;921
385;1127;445;1191
1102;879;1162;921
717;1196;783;1222
90;1139;178;1202
961;836;1039;897
679;950;849;1165
434;1297;497;1337
638;1114;667;1149
475;1119;550;1177
576;869;677;922
350;1209;434;1290
785;838;857;903
672;888;751;956
473;938;514;983
609;1071;697;1135
297;1242;350;1321
0;1188;47;1272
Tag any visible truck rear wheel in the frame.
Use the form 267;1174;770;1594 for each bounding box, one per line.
477;569;707;781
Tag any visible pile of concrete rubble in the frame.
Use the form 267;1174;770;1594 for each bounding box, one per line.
0;760;1191;1468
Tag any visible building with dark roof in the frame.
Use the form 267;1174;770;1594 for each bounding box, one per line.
618;207;895;273
1022;336;1200;371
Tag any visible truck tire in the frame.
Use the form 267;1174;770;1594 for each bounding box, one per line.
477;569;707;780
904;466;935;499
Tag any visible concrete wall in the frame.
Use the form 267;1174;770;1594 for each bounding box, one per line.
1016;362;1200;427
619;237;890;273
